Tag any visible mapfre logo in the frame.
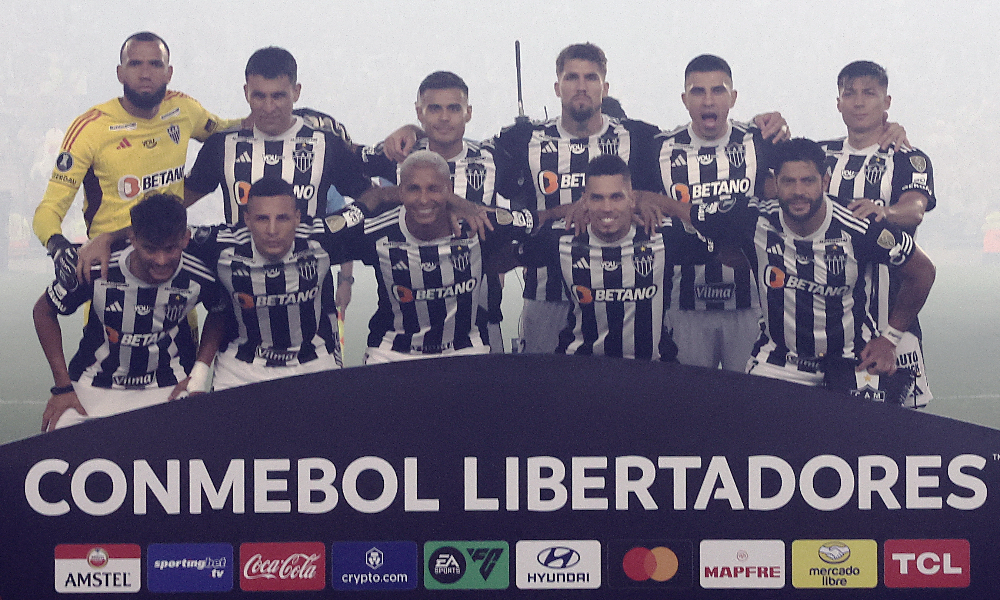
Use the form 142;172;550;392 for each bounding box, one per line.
884;539;970;589
239;542;325;591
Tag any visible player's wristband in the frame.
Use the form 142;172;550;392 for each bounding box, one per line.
188;361;212;393
50;384;74;395
880;325;905;346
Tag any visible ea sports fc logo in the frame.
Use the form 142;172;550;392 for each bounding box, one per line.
623;547;679;582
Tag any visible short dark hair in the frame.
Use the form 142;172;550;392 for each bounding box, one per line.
685;54;732;79
773;138;827;177
586;153;631;187
837;60;888;90
418;71;468;98
245;47;297;83
120;32;169;64
130;194;186;245
556;43;607;77
248;178;296;202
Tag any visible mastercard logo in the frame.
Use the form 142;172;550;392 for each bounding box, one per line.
538;171;559;195
622;546;678;582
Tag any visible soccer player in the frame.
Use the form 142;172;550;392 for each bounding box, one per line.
34;32;237;285
359;150;540;364
820;60;936;407
642;54;778;371
519;155;695;360
652;138;935;388
184;178;369;390
34;194;226;431
184;46;372;224
358;71;512;350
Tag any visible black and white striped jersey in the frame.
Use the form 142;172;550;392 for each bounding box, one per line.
647;120;774;311
521;225;681;361
186;116;371;224
487;114;661;302
819;138;936;328
692;195;916;367
45;246;225;389
187;205;367;367
359;138;510;208
359;205;535;355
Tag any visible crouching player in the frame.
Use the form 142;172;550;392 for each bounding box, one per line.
34;194;226;431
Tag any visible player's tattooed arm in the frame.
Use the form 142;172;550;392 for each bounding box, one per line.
34;294;87;432
753;112;790;142
857;244;935;374
382;124;425;162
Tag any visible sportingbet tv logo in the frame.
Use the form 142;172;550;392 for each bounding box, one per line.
424;541;509;589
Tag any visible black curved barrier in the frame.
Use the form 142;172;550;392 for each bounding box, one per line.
1;354;998;598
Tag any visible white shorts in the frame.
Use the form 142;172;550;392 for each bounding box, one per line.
213;352;341;391
666;308;762;371
519;299;571;354
55;378;174;429
364;344;489;365
894;332;933;408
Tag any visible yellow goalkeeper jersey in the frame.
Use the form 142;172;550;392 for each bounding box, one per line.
33;91;238;245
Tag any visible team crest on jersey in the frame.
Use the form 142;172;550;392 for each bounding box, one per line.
55;152;73;172
697;153;716;165
465;162;486;191
164;294;189;322
825;244;846;276
633;245;654;276
167;123;181;145
298;258;319;280
569;142;587;155
451;249;471;271
599;137;620;155
294;142;315;173
909;155;927;173
725;143;746;167
864;156;887;184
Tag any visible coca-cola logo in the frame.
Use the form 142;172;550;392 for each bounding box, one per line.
240;543;325;591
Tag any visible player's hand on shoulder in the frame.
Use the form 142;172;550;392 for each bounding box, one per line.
41;388;86;433
383;124;422;162
879;120;911;151
847;198;886;222
754;112;790;142
446;193;492;239
77;232;116;283
633;190;667;235
563;201;590;235
47;234;81;292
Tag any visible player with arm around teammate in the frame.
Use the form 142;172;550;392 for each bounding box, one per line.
820;60;936;407
34;194;227;432
652;138;935;393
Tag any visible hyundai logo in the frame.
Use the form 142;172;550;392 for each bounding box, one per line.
536;547;580;569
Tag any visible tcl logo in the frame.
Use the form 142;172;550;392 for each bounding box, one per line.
884;539;969;588
240;542;325;591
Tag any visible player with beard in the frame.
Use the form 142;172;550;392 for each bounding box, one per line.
819;60;936;407
34;32;239;289
651;138;935;390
